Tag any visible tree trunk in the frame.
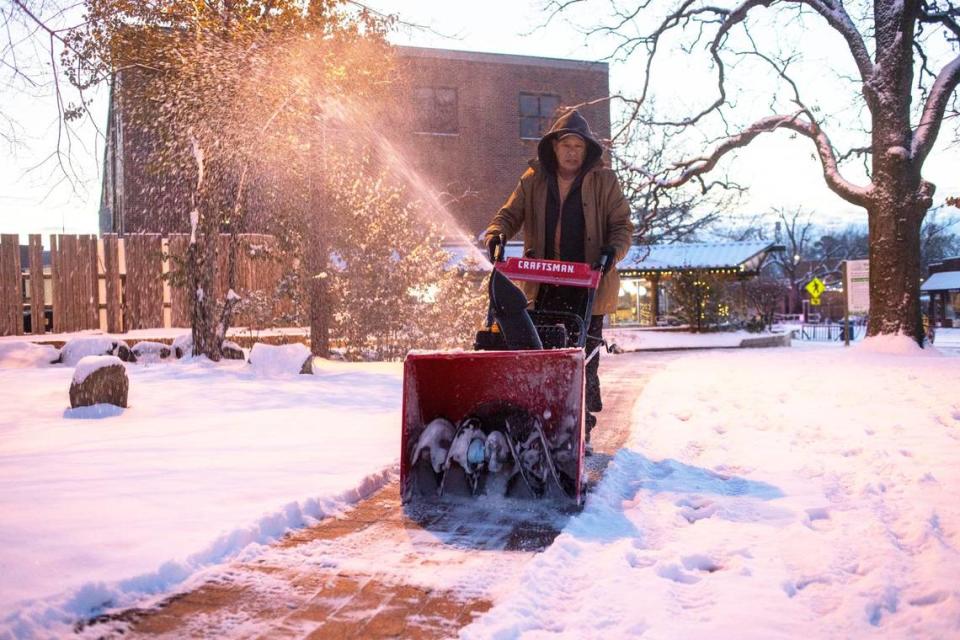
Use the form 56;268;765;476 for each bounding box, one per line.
866;198;926;344
190;206;223;361
307;232;330;358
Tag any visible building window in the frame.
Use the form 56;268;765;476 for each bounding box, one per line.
519;93;560;139
413;87;458;134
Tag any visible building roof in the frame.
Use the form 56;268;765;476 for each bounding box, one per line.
616;241;783;275
921;270;960;292
396;46;608;72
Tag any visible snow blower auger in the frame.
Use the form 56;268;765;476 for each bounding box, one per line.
401;240;610;508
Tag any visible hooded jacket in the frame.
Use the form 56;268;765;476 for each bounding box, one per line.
485;110;633;315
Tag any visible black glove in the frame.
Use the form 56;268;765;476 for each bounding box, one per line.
593;245;617;274
486;234;504;262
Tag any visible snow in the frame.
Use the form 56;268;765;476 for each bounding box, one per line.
247;342;311;376
608;327;776;350
131;341;171;363
59;337;129;366
852;332;939;355
0;342;59;369
463;342;960;639
71;355;124;385
2;331;959;638
0;356;402;637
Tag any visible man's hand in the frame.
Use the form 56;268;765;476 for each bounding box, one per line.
593;245;617;274
486;234;504;262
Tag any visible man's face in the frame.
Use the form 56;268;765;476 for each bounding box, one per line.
552;136;587;176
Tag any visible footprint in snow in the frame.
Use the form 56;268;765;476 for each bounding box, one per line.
781;575;832;598
681;553;724;573
803;507;832;531
908;590;950;607
626;551;656;569
656;562;700;584
676;497;717;524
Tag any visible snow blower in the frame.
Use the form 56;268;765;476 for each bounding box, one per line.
401;240;609;508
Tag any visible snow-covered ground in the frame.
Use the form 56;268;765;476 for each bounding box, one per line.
608;327;775;350
1;333;959;638
463;337;960;638
0;346;401;638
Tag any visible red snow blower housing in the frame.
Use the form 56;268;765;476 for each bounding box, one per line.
401;241;609;507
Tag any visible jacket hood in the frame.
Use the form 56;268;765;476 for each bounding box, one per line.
537;109;604;176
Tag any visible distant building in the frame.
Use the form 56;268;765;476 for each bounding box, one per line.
922;255;960;327
99;46;611;240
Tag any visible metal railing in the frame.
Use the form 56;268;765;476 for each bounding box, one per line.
795;323;866;341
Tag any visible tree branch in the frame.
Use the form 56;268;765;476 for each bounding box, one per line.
800;0;874;87
912;53;960;165
658;113;872;207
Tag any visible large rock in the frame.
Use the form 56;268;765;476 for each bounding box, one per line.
69;355;129;408
248;343;314;375
172;335;244;361
222;340;245;360
172;333;193;359
131;341;172;362
60;337;136;365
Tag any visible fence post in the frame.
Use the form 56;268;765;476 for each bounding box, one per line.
166;234;191;328
61;234;77;332
28;235;45;335
103;234;122;333
124;234;164;330
50;235;61;333
0;234;23;336
87;235;100;330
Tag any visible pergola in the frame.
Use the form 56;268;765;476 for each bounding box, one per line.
614;241;785;326
921;256;960;328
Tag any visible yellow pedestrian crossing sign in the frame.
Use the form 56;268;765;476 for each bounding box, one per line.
805;277;825;299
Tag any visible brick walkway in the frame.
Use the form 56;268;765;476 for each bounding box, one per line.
80;352;674;639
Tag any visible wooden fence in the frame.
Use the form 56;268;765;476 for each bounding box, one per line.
0;233;290;337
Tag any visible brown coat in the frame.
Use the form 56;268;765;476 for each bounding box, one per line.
485;160;633;315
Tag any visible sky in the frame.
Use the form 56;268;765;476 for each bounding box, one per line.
1;0;959;239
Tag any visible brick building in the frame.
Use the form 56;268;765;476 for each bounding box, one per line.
99;46;611;239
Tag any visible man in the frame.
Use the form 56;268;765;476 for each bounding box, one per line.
484;109;633;443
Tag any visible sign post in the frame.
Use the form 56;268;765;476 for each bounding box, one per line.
843;259;870;346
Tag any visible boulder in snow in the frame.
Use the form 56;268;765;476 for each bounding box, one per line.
69;355;129;409
222;340;245;361
172;335;244;361
59;337;136;366
131;341;172;362
172;333;193;359
248;343;314;375
0;341;60;368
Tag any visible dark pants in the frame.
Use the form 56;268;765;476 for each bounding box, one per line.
536;286;605;438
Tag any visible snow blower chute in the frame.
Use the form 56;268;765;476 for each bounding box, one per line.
401;241;609;508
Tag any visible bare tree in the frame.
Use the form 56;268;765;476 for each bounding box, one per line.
546;0;960;345
614;115;742;243
1;0;100;185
